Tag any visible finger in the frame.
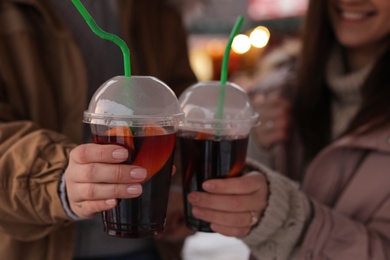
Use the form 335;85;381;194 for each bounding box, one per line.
254;98;290;119
257;117;290;135
71;163;147;183
253;91;288;107
255;111;290;136
265;91;290;107
72;199;119;218
254;119;290;149
202;173;265;195
188;173;268;212
192;206;257;229
70;144;129;164
251;93;266;104
73;183;143;202
188;191;265;213
210;223;251;237
255;131;289;149
256;105;291;123
254;118;290;136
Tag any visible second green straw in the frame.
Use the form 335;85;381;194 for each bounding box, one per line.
217;16;245;122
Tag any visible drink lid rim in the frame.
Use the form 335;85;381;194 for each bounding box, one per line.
83;111;184;126
180;113;259;127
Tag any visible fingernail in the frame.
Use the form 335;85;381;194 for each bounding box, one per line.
203;181;214;190
188;193;199;202
105;199;116;205
127;185;142;194
112;149;128;160
130;168;147;179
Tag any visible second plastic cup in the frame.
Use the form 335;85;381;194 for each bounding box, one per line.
178;81;259;232
84;76;182;238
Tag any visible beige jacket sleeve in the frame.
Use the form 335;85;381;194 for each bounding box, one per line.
242;158;312;260
0;121;76;241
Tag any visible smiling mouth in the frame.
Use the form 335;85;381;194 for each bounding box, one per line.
336;8;375;21
342;12;366;20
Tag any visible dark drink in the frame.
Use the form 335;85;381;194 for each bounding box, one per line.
91;124;176;238
177;81;258;233
179;130;248;232
83;75;184;238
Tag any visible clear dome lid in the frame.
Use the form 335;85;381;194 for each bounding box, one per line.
178;81;259;135
83;76;183;127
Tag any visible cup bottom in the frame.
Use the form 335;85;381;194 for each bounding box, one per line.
104;222;164;238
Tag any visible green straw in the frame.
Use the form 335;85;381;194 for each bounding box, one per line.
71;0;131;77
217;16;244;121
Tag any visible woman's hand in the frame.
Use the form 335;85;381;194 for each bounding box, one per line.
64;144;147;219
252;91;291;149
187;172;269;237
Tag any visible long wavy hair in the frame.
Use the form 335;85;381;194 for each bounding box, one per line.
293;0;390;162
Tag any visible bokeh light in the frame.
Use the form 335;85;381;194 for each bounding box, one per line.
232;34;251;54
249;26;270;48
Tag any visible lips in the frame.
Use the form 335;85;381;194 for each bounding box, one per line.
336;7;376;21
341;12;366;20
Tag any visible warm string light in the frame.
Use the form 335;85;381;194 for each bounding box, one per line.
232;26;270;54
188;26;271;80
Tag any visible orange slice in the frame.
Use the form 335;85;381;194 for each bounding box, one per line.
143;124;168;136
196;131;214;140
226;160;245;177
105;126;134;149
133;124;176;182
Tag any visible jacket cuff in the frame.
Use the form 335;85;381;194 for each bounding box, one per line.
242;158;312;260
59;173;83;221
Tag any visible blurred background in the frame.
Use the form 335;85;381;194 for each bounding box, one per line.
180;0;307;259
183;0;306;91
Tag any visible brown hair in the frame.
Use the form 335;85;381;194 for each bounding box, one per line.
293;0;390;162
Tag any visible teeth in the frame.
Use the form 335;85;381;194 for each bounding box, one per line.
341;12;366;20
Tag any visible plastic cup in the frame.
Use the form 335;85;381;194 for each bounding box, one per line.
178;81;259;232
83;76;183;238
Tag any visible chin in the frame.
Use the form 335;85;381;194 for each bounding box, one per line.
336;35;369;49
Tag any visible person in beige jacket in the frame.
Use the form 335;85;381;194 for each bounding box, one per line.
186;0;390;259
0;0;197;259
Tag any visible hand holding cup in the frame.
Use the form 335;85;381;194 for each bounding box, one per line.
187;171;268;237
65;143;146;219
251;91;292;150
83;76;183;238
178;81;259;232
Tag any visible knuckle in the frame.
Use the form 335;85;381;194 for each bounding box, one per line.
71;145;87;163
114;165;124;181
85;183;96;199
84;163;96;180
97;145;105;161
112;185;121;198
